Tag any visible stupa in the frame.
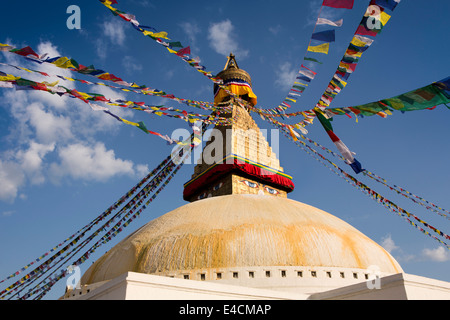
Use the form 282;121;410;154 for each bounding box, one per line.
64;55;450;300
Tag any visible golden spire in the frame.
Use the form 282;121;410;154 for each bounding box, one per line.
183;55;294;202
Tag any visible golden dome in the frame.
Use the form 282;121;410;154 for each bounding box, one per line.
216;52;252;86
81;194;402;285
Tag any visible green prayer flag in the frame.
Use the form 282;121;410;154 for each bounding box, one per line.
137;121;149;134
168;41;183;48
304;57;323;64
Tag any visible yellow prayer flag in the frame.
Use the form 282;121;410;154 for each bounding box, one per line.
339;62;350;69
345;49;363;58
52;57;76;69
0;43;13;51
307;42;330;54
0;74;19;81
288;126;298;141
380;11;391;25
78;92;93;100
351;36;371;48
387;98;405;110
120;118;139;127
166;47;178;54
318;100;329;107
143;30;169;39
42;81;59;87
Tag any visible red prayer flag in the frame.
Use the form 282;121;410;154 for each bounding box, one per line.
11;46;39;59
355;24;379;37
176;46;191;57
322;0;354;9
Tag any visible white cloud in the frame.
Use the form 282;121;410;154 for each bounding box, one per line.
102;20;126;46
95;20;127;60
305;0;341;27
208;20;248;58
379;234;413;263
16;141;55;185
268;24;282;36
0;140;54;202
422;247;450;262
274;61;297;91
0;158;26;203
180;21;201;52
49;142;136;182
122;55;143;73
381;234;399;254
2;211;15;217
27;103;74;144
0;39;150;203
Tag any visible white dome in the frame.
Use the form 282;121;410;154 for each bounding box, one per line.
81;194;402;291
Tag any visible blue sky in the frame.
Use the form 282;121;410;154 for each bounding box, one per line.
0;0;449;300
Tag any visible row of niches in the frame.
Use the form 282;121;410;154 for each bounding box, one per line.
159;266;380;282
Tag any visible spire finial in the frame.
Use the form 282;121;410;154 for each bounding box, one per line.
223;52;239;70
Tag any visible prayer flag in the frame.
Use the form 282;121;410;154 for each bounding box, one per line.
372;0;401;11
304;57;323;64
364;6;391;25
355;23;378;37
311;30;336;42
296;75;312;83
10;46;39;59
175;46;190;57
298;66;317;80
317;18;343;27
322;0;354;9
314;109;363;174
307;42;330;54
351;35;374;47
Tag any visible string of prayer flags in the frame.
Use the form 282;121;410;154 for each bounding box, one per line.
0;71;215;146
99;0;222;85
322;0;354;9
356;0;400;36
0;67;229;126
98;0;260;118
275;120;449;249
0;59;220;115
364;171;450;221
313;0;400;113
314;108;363;174
325;76;450;119
13;123;207;300
272;0;352;113
283;125;450;222
0;153;176;294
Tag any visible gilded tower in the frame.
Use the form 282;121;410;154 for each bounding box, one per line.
183;54;295;202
